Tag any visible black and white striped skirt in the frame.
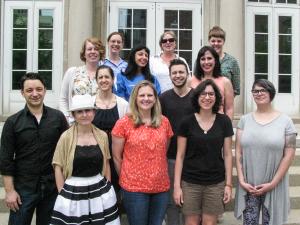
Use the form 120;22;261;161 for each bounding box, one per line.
51;174;120;225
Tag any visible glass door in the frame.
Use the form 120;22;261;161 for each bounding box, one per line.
2;1;63;116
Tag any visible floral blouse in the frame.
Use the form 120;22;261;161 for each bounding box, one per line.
72;66;98;96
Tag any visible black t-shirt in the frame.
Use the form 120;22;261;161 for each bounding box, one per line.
178;113;233;185
159;89;194;159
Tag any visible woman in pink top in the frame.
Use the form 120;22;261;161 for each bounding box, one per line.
191;46;234;120
112;80;173;225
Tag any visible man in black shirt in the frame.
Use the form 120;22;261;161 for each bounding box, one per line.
0;73;68;225
159;59;194;225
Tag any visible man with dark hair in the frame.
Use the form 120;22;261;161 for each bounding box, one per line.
159;59;194;225
0;72;68;225
209;25;240;96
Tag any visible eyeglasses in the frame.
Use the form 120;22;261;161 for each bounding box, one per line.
200;92;215;98
251;89;268;95
161;38;175;44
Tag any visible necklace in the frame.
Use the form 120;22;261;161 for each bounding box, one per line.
194;113;216;134
96;95;116;109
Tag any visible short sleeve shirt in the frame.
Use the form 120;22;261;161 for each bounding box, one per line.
178;113;233;185
112;115;173;193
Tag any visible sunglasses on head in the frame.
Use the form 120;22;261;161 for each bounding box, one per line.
161;38;175;44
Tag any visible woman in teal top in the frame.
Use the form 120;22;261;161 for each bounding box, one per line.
116;45;161;101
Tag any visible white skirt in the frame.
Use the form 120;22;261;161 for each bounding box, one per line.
51;174;120;225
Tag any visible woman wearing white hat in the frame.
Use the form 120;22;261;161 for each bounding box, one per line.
51;94;120;225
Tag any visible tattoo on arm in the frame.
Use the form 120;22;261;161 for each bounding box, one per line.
285;134;296;149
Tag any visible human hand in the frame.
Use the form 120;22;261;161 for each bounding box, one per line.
252;183;273;196
173;187;184;207
223;186;232;204
5;190;22;212
240;181;257;194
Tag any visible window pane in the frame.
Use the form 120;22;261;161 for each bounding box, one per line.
287;0;297;3
13;30;27;49
13;9;27;28
254;74;268;81
39;30;53;49
276;0;286;2
279;35;291;54
133;9;146;28
179;51;192;71
39;9;53;28
179;31;192;50
255;34;268;53
38;50;52;70
120;50;130;61
119;9;132;28
13;50;27;69
248;0;258;2
278;75;291;93
255;54;268;73
279;55;291;74
255;15;268;33
179;11;192;29
119;29;131;49
279;16;291;34
133;29;146;47
38;71;52;89
12;71;26;89
260;0;269;2
165;10;178;29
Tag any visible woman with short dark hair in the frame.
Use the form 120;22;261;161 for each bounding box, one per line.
234;79;297;225
174;79;233;225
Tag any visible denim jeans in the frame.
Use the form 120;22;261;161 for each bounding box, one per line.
121;189;169;225
9;180;57;225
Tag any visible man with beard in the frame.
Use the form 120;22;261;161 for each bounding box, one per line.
0;72;68;225
159;59;194;225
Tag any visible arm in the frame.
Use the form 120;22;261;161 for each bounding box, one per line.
104;159;111;181
59;67;75;117
223;136;233;204
254;134;296;196
235;129;256;193
3;176;22;212
112;136;125;175
54;165;65;193
231;59;240;96
223;77;234;120
173;136;187;207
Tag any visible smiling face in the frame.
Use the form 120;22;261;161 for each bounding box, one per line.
21;79;46;109
135;49;149;68
73;109;95;126
108;34;123;56
252;85;272;106
209;36;225;55
161;33;176;53
198;85;216;111
170;64;188;88
84;41;100;64
96;68;114;92
136;85;156;112
200;50;216;76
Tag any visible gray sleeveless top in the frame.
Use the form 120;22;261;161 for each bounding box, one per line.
234;113;297;225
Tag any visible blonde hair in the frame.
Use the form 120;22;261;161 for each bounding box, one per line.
80;37;105;62
128;80;162;128
159;30;177;49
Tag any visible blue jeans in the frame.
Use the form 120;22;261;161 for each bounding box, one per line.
121;189;169;225
9;182;57;225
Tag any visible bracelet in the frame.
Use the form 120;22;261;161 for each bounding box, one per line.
225;184;233;188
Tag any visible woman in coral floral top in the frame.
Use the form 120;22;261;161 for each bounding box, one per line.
112;80;173;225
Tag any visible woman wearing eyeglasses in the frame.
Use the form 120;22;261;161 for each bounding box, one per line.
150;31;190;93
191;46;234;120
234;79;297;225
173;79;233;225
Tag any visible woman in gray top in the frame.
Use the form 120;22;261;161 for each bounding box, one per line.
234;79;297;225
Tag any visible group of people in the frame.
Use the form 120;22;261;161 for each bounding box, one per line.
0;25;296;225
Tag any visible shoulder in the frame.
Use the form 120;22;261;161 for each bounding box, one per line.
224;53;238;62
45;106;64;116
160;89;173;99
116;95;128;105
92;125;108;138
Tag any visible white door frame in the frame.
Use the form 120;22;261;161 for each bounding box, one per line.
1;1;63;117
245;5;299;115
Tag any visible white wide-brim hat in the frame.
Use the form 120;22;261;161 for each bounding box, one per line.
68;94;96;112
